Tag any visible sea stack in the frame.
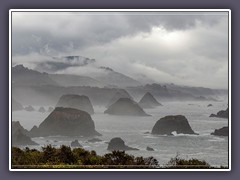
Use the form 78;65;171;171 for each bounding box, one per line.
104;98;150;116
151;115;197;135
71;140;82;147
12;99;24;111
211;126;228;136
106;91;133;108
38;107;46;113
138;92;162;108
24;105;35;112
210;108;228;118
56;94;94;115
29;107;101;137
12;121;38;146
107;137;139;151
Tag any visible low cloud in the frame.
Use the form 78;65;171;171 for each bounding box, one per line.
12;11;229;89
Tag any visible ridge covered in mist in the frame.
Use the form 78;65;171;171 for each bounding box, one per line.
12;64;227;106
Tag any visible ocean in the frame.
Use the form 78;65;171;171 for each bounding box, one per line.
12;100;229;167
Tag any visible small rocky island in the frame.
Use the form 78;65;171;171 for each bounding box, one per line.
106;91;133;108
29;107;101;137
24;105;35;112
211;126;228;136
104;98;150;116
210;108;228;118
70;140;82;147
12;121;38;146
151;115;197;135
138;92;162;108
107;137;139;151
56;94;94;115
87;137;102;143
38;107;46;113
12;99;24;111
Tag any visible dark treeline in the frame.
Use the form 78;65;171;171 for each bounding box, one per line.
12;145;227;169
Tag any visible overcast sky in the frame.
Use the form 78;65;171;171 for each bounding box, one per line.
12;11;229;89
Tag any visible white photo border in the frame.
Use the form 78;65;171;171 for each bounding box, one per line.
9;9;231;172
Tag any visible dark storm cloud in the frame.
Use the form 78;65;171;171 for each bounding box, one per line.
12;11;229;89
12;12;227;56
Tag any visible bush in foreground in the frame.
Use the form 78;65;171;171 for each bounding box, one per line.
12;145;158;168
12;145;227;169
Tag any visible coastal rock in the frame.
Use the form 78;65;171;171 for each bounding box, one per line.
210;108;228;118
70;140;82;147
138;92;162;108
151;115;197;135
146;146;154;151
107;137;139;151
211;126;228;136
12;130;38;146
12;121;38;146
56;94;94;115
106;91;133;108
12;99;24;111
12;121;29;136
48;107;54;112
38;107;46;113
24;105;35;112
104;98;150;116
87;138;102;143
29;107;101;137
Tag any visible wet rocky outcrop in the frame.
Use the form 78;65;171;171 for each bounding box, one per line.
12;121;38;146
210;108;228;118
38;107;46;113
107;137;139;151
12;99;24;111
151;115;197;135
211;126;228;136
24;105;35;112
29;107;101;137
70;140;82;147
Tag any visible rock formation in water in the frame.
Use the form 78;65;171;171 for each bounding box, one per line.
24;105;35;112
151;115;197;135
211;126;228;136
29;107;101;137
38;107;46;113
56;94;94;115
106;91;133;108
70;140;82;147
146;146;154;151
48;107;54;112
210;108;228;118
207;104;213;107
12;130;38;146
107;137;139;151
87;137;102;143
12;99;24;111
138;92;162;108
104;98;150;116
12;121;38;146
12;121;29;136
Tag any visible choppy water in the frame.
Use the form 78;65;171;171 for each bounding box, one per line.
12;101;229;167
